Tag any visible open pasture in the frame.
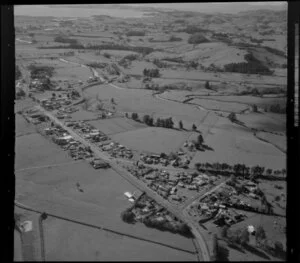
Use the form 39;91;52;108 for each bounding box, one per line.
190;123;286;170
88;117;146;135
43;217;197;261
237;112;286;133
16;162;195;252
111;127;192;154
192;98;248;113
86;84;208;123
15;133;73;171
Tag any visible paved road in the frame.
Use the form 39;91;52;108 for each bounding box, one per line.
35;105;211;261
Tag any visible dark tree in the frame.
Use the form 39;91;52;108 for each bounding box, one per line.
205;81;210;89
178;120;183;129
121;210;135;224
255;226;267;245
220;225;229;239
192;124;197;131
197;134;204;145
228;112;237;122
240;228;250;246
211;234;219;261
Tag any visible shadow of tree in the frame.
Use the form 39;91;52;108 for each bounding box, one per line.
227;242;245;254
217;245;230;261
243;244;271;260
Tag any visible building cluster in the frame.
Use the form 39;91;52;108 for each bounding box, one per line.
131;194;182;228
23;108;50;124
139;151;190;168
40;95;72;111
100;141;134;160
189;181;262;227
67;121;109;144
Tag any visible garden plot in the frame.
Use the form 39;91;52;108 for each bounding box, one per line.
190;125;286;170
88;117;146;135
111;127;191;154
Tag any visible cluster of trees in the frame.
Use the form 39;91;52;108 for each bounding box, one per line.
143;216;193;238
188;33;210;44
224;53;273;75
120;209;135;224
126;31;146;37
54;35;79;45
265;103;286;114
169;35;183;42
28;64;54;79
155;117;174;128
15;65;22;80
228;112;238;122
16;89;26;99
152;59;168;68
177;25;211;34
195;161;286;179
142;115;154;126
40;43;156;55
185;60;199;70
103;52;111;59
143;68;160;78
263;46;287;58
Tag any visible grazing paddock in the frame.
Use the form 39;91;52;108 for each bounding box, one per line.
256;132;286;152
54;65;92;82
237;112;286;133
16;114;37;137
86;84;207;123
70;109;100;121
111;127;192;154
88;117;147;135
16;161;195;253
43;218;197;261
15;133;73;171
192;98;248;113
190;126;286;170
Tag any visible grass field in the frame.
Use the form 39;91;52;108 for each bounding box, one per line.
88;117;146;135
111;127;192;154
237;112;286;133
86;84;208;123
15;133;73;171
190;121;286;170
43;217;197;261
192;98;248;113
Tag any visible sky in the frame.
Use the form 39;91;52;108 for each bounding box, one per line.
125;2;287;13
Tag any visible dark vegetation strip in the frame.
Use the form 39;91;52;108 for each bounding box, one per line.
15;202;196;255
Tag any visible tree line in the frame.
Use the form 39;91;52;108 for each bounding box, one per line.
223;53;273;75
39;43;156;55
195;161;286;179
143;68;160;78
127;112;199;132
